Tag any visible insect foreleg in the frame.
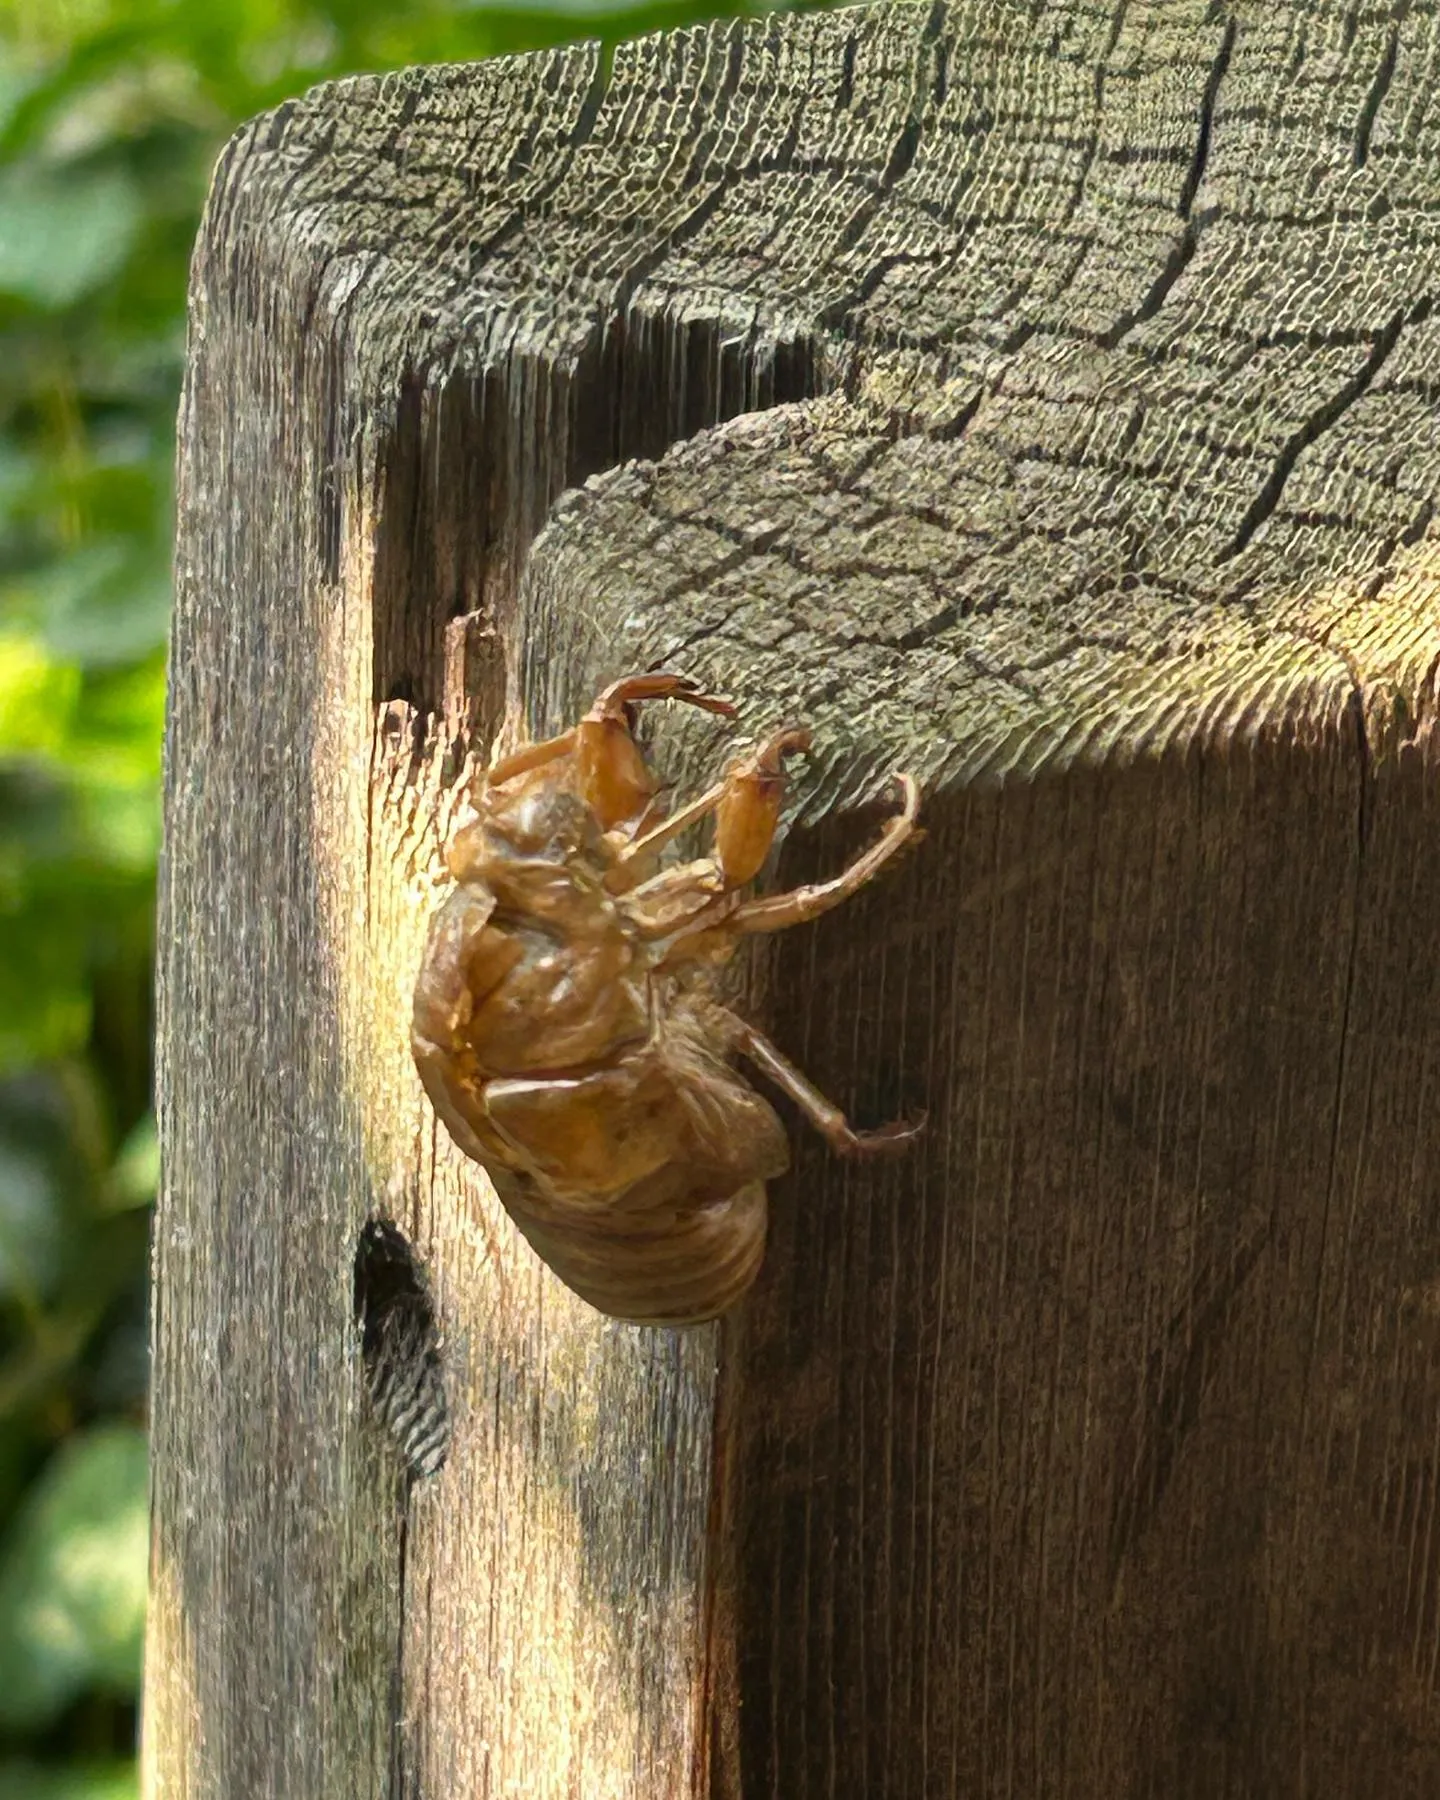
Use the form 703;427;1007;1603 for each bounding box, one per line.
727;774;920;935
486;672;735;818
591;671;736;719
578;671;737;829
712;727;810;886
608;726;810;894
653;772;921;965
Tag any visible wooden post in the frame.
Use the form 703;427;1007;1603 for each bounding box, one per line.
148;2;1440;1794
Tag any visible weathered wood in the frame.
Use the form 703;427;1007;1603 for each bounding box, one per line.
150;1;1440;1795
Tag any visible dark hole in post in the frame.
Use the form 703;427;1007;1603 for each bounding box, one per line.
353;1217;450;1481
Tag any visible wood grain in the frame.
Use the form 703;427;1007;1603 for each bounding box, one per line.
151;2;1440;1795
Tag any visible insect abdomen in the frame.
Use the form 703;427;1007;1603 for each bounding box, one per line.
498;1169;770;1326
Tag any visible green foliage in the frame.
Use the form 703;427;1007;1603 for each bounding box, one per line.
0;1763;136;1800
0;0;798;1783
0;1424;147;1731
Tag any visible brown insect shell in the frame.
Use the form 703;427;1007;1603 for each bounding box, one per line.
412;752;790;1326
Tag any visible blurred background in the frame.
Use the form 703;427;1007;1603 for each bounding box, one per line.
0;0;794;1792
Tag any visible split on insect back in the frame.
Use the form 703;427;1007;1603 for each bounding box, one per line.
411;671;924;1327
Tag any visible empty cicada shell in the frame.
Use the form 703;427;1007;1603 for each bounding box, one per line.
412;672;921;1326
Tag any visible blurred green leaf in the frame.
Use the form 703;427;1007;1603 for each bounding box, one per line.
64;658;166;875
0;1422;147;1729
0;1761;137;1800
23;543;170;666
0;903;91;1073
103;1112;154;1213
0;439;37;528
0;164;141;308
0;1135;62;1300
0;47;39;145
0;637;79;754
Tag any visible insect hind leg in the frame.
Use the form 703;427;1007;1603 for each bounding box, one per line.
715;1005;923;1156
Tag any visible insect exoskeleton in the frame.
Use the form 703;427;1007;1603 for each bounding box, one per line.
411;671;922;1326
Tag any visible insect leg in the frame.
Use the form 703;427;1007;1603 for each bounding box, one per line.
604;780;729;890
618;723;817;930
656;772;920;961
618;859;729;939
726;774;920;935
715;1006;922;1156
711;727;810;886
591;670;737;721
486;730;578;787
608;725;809;893
486;675;734;795
577;672;738;830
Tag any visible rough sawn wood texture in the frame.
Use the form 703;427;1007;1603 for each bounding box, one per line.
151;2;1440;1797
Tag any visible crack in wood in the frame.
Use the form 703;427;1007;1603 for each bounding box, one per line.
1095;218;1202;351
1109;1212;1274;1585
1179;15;1236;220
1220;298;1429;562
1353;20;1401;169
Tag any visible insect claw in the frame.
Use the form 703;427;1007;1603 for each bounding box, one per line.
754;725;812;768
838;1112;927;1157
650;670;738;717
592;670;738;723
680;687;739;721
889;772;921;819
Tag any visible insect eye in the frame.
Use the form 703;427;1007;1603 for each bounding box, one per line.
353;1218;449;1481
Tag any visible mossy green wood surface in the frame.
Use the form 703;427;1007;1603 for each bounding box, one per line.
154;2;1440;1795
